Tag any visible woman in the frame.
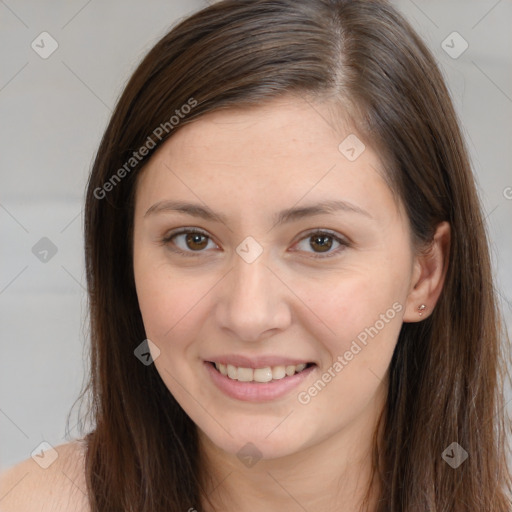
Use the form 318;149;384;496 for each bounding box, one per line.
1;0;511;510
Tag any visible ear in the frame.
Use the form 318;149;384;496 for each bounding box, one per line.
403;221;451;322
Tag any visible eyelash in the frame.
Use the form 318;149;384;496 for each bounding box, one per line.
160;227;350;259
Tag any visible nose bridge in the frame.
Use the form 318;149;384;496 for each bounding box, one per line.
216;250;290;341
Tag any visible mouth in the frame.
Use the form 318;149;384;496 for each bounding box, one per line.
207;361;316;383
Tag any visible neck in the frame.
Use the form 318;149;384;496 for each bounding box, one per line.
198;382;386;512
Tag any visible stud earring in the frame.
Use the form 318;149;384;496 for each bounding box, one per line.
417;304;427;316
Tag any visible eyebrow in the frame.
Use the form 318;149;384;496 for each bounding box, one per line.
144;199;373;226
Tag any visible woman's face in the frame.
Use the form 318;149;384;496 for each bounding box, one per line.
132;96;418;460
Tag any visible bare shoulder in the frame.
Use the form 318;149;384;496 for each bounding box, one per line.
0;439;90;512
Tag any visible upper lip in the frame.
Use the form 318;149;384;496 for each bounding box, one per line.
205;355;315;369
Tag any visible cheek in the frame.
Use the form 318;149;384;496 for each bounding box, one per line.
134;265;210;401
136;271;190;338
297;269;406;353
134;257;220;356
133;239;178;326
292;270;405;419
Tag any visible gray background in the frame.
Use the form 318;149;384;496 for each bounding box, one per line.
1;0;511;470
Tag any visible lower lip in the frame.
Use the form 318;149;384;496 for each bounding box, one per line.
204;361;316;402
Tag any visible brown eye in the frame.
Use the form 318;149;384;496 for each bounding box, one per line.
309;234;333;253
162;228;218;256
162;228;348;259
293;230;349;258
184;232;209;251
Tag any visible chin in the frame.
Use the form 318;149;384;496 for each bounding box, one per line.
197;417;312;462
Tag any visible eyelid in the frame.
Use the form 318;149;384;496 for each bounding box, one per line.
290;228;350;259
160;227;350;259
161;227;219;257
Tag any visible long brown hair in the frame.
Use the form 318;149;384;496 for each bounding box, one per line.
79;0;512;510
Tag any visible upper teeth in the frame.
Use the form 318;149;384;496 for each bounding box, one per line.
214;363;308;382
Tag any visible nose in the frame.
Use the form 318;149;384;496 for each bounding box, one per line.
215;251;292;342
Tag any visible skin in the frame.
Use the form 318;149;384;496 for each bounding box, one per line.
132;95;450;512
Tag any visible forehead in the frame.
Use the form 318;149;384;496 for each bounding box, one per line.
134;96;400;225
157;97;364;170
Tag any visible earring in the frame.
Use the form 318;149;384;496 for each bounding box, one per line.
417;304;427;316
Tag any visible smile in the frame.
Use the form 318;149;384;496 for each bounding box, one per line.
211;362;311;383
204;361;317;402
